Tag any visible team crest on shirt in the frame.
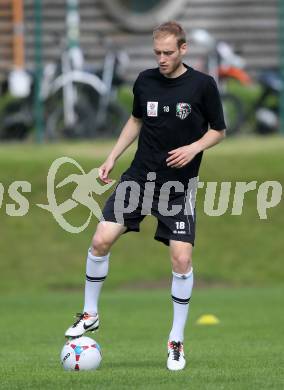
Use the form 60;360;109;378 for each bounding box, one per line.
147;101;158;117
176;103;191;120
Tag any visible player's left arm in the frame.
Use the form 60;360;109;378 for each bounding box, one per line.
166;128;226;168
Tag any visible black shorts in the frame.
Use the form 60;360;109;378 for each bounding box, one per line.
101;173;196;246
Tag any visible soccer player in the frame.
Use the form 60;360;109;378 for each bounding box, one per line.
65;21;226;371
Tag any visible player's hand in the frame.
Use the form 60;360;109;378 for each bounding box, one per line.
166;143;201;168
98;158;115;183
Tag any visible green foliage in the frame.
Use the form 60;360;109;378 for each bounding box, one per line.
224;78;278;135
117;85;133;112
0;93;17;113
225;78;261;107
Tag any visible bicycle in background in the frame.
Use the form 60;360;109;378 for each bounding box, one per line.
190;28;251;135
0;38;129;141
42;36;129;140
190;28;281;135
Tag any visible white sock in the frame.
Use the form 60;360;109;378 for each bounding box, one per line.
169;268;194;343
83;248;110;315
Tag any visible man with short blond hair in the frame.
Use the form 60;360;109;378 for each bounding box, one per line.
65;21;226;371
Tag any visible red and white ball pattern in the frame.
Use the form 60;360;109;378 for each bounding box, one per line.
61;336;102;371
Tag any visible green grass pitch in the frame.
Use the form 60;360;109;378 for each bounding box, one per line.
0;136;283;389
0;287;283;389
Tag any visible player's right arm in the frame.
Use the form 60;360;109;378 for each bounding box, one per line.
99;114;142;183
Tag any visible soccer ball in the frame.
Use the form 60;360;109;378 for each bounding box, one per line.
60;336;102;371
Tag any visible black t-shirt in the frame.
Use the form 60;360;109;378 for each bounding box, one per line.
125;64;226;186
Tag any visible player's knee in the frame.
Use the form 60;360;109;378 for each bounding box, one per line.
171;254;192;274
91;234;112;256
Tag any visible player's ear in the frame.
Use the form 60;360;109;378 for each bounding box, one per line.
179;42;187;55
